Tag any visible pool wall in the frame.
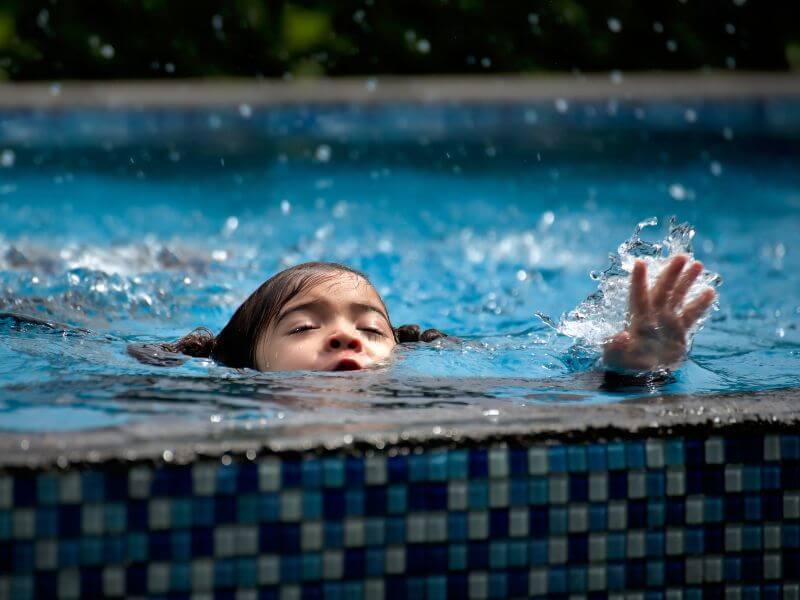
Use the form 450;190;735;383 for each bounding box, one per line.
2;428;800;598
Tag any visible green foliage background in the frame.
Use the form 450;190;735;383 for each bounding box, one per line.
0;0;798;80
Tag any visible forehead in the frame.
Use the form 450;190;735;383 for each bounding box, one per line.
296;272;383;305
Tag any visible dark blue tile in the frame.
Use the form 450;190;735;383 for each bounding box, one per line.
58;505;82;537
490;509;508;538
725;495;745;521
609;471;627;500
468;541;489;569
703;467;725;495
447;574;468;600
448;512;467;541
215;558;237;588
429;482;448;511
193;498;215;526
508;569;528;598
607;564;626;590
568;534;588;562
365;487;386;516
646;532;664;557
685;439;704;466
629;501;646;528
325;521;343;547
762;465;781;490
282;460;302;487
685;527;703;554
259;524;280;553
705;525;724;553
214;496;237;524
13;475;37;507
344;548;366;578
742;555;762;583
529;507;548;536
763;492;782;520
665;558;684;585
408;483;428;511
724;556;741;582
282;524;301;553
345;457;364;486
686;468;703;494
549;566;567;594
237;463;259;493
784;524;800;548
646;472;665;498
387;455;408;482
744;495;762;521
11;541;32;572
405;546;427;575
192;527;214;556
150;531;172;560
385;517;404;544
323;489;345;520
569;474;588;502
782;464;800;489
469;449;488;478
104;470;129;501
127;564;147;595
104;536;126;563
81;471;105;502
258;588;280;600
589;504;607;531
301;584;323;600
666;499;684;525
428;544;448;573
763;585;781;600
171;531;191;561
80;567;103;598
36;570;57;597
626;560;646;588
510;448;527;475
786;551;800;577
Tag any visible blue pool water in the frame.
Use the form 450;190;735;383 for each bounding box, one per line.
0;101;798;432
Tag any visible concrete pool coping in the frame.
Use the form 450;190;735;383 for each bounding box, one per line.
1;73;800;108
1;386;799;469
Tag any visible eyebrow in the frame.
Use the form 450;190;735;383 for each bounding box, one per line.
276;299;391;327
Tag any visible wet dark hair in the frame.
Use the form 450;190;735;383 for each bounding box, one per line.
136;262;446;369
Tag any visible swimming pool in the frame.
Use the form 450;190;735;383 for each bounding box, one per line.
1;78;799;598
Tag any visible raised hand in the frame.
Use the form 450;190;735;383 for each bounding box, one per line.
602;255;716;373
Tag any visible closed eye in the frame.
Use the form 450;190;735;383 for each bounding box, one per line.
360;327;386;339
288;325;317;335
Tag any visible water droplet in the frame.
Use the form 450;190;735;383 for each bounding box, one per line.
415;39;431;54
725;23;736;34
164;62;175;74
668;183;687;201
540;210;555;228
221;454;232;465
314;144;331;162
0;149;15;167
432;426;442;435
481;57;492;68
722;127;734;141
607;18;622;33
554;98;569;113
666;39;678;52
162;449;174;462
653;21;664;33
20;439;30;450
610;70;623;84
211;14;223;30
528;13;539;25
343;434;354;445
516;269;528;282
210;414;222;423
280;199;291;215
684;108;697;123
709;161;723;176
208;115;222;129
524;109;538;124
100;44;115;59
238;103;252;118
37;9;49;28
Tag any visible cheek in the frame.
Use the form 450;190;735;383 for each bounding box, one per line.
258;335;321;371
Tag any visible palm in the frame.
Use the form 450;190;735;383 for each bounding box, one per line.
603;255;716;373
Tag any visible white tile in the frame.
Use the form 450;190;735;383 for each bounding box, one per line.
191;559;214;592
385;546;405;575
488;448;509;478
589;473;607;502
407;513;426;543
666;529;684;556
665;590;683;600
627;594;645;600
489;481;509;507
103;566;125;597
58;569;80;599
236;525;259;555
549;474;568;504
148;499;171;530
214;526;237;557
0;477;12;508
323;550;343;579
704;556;723;582
280;585;300;600
628;471;645;499
280;491;302;522
448;481;467;510
344;518;365;547
646;440;665;468
725;525;742;552
12;509;34;539
147;563;170;594
235;590;258;600
588;566;606;591
784;584;800;600
705;437;724;464
529;569;547;596
59;472;82;503
257;556;279;585
35;540;58;570
365;456;387;485
258;458;281;492
686;496;704;524
666;468;685;496
128;466;152;499
764;523;781;549
548;536;567;564
568;505;588;533
468;511;488;540
468;572;488;600
725;585;741;600
528;448;548;475
589;534;606;562
608;502;626;530
685;557;703;584
301;522;323;551
627;530;645;558
764;553;781;579
764;435;781;461
725;466;742;493
427;512;447;543
785;493;800;519
509;508;528;537
364;579;384;600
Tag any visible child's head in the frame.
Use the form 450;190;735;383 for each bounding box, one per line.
163;261;446;372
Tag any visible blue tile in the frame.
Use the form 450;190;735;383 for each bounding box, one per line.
567;446;587;472
548;566;567;594
126;533;147;562
324;521;343;547
589;504;607;531
784;524;800;548
259;492;280;522
12;541;33;572
428;452;448;481
647;560;664;587
488;572;507;599
528;477;548;505
192;497;215;526
215;558;237;588
235;495;258;524
104;535;126;563
646;531;664;557
36;507;57;538
322;458;345;487
345;457;364;486
646;472;665;498
704;496;723;523
510;479;528;506
607;443;626;470
742;466;762;491
664;439;684;466
742;525;762;551
744;495;762;521
724;556;741;582
781;434;800;460
507;540;527;567
427;575;447;600
409;455;428;482
237;557;258;587
171;530;192;561
447;451;468;480
449;543;467;570
302;459;322;488
81;471;105;502
387;485;406;514
448;512;467;541
385;516;405;544
608;532;626;560
36;474;59;505
587;444;608;471
685;527;703;554
345;489;364;516
648;501;665;528
468;480;488;509
548;447;567;473
549;507;567;534
366;548;384;577
529;539;547;565
763;465;781;490
626;442;646;469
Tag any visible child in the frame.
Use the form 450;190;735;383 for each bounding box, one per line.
143;255;715;374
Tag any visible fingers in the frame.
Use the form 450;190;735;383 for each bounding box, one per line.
668;260;703;309
651;254;689;309
680;288;716;329
628;260;650;324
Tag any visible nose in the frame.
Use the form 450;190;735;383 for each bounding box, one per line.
327;332;362;352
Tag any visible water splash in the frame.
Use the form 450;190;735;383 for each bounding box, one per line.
557;217;722;350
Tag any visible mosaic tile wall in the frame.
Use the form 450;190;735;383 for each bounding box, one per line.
1;432;800;599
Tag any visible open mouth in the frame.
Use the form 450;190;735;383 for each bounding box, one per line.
331;358;362;371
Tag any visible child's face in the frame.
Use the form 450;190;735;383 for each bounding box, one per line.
255;272;397;372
